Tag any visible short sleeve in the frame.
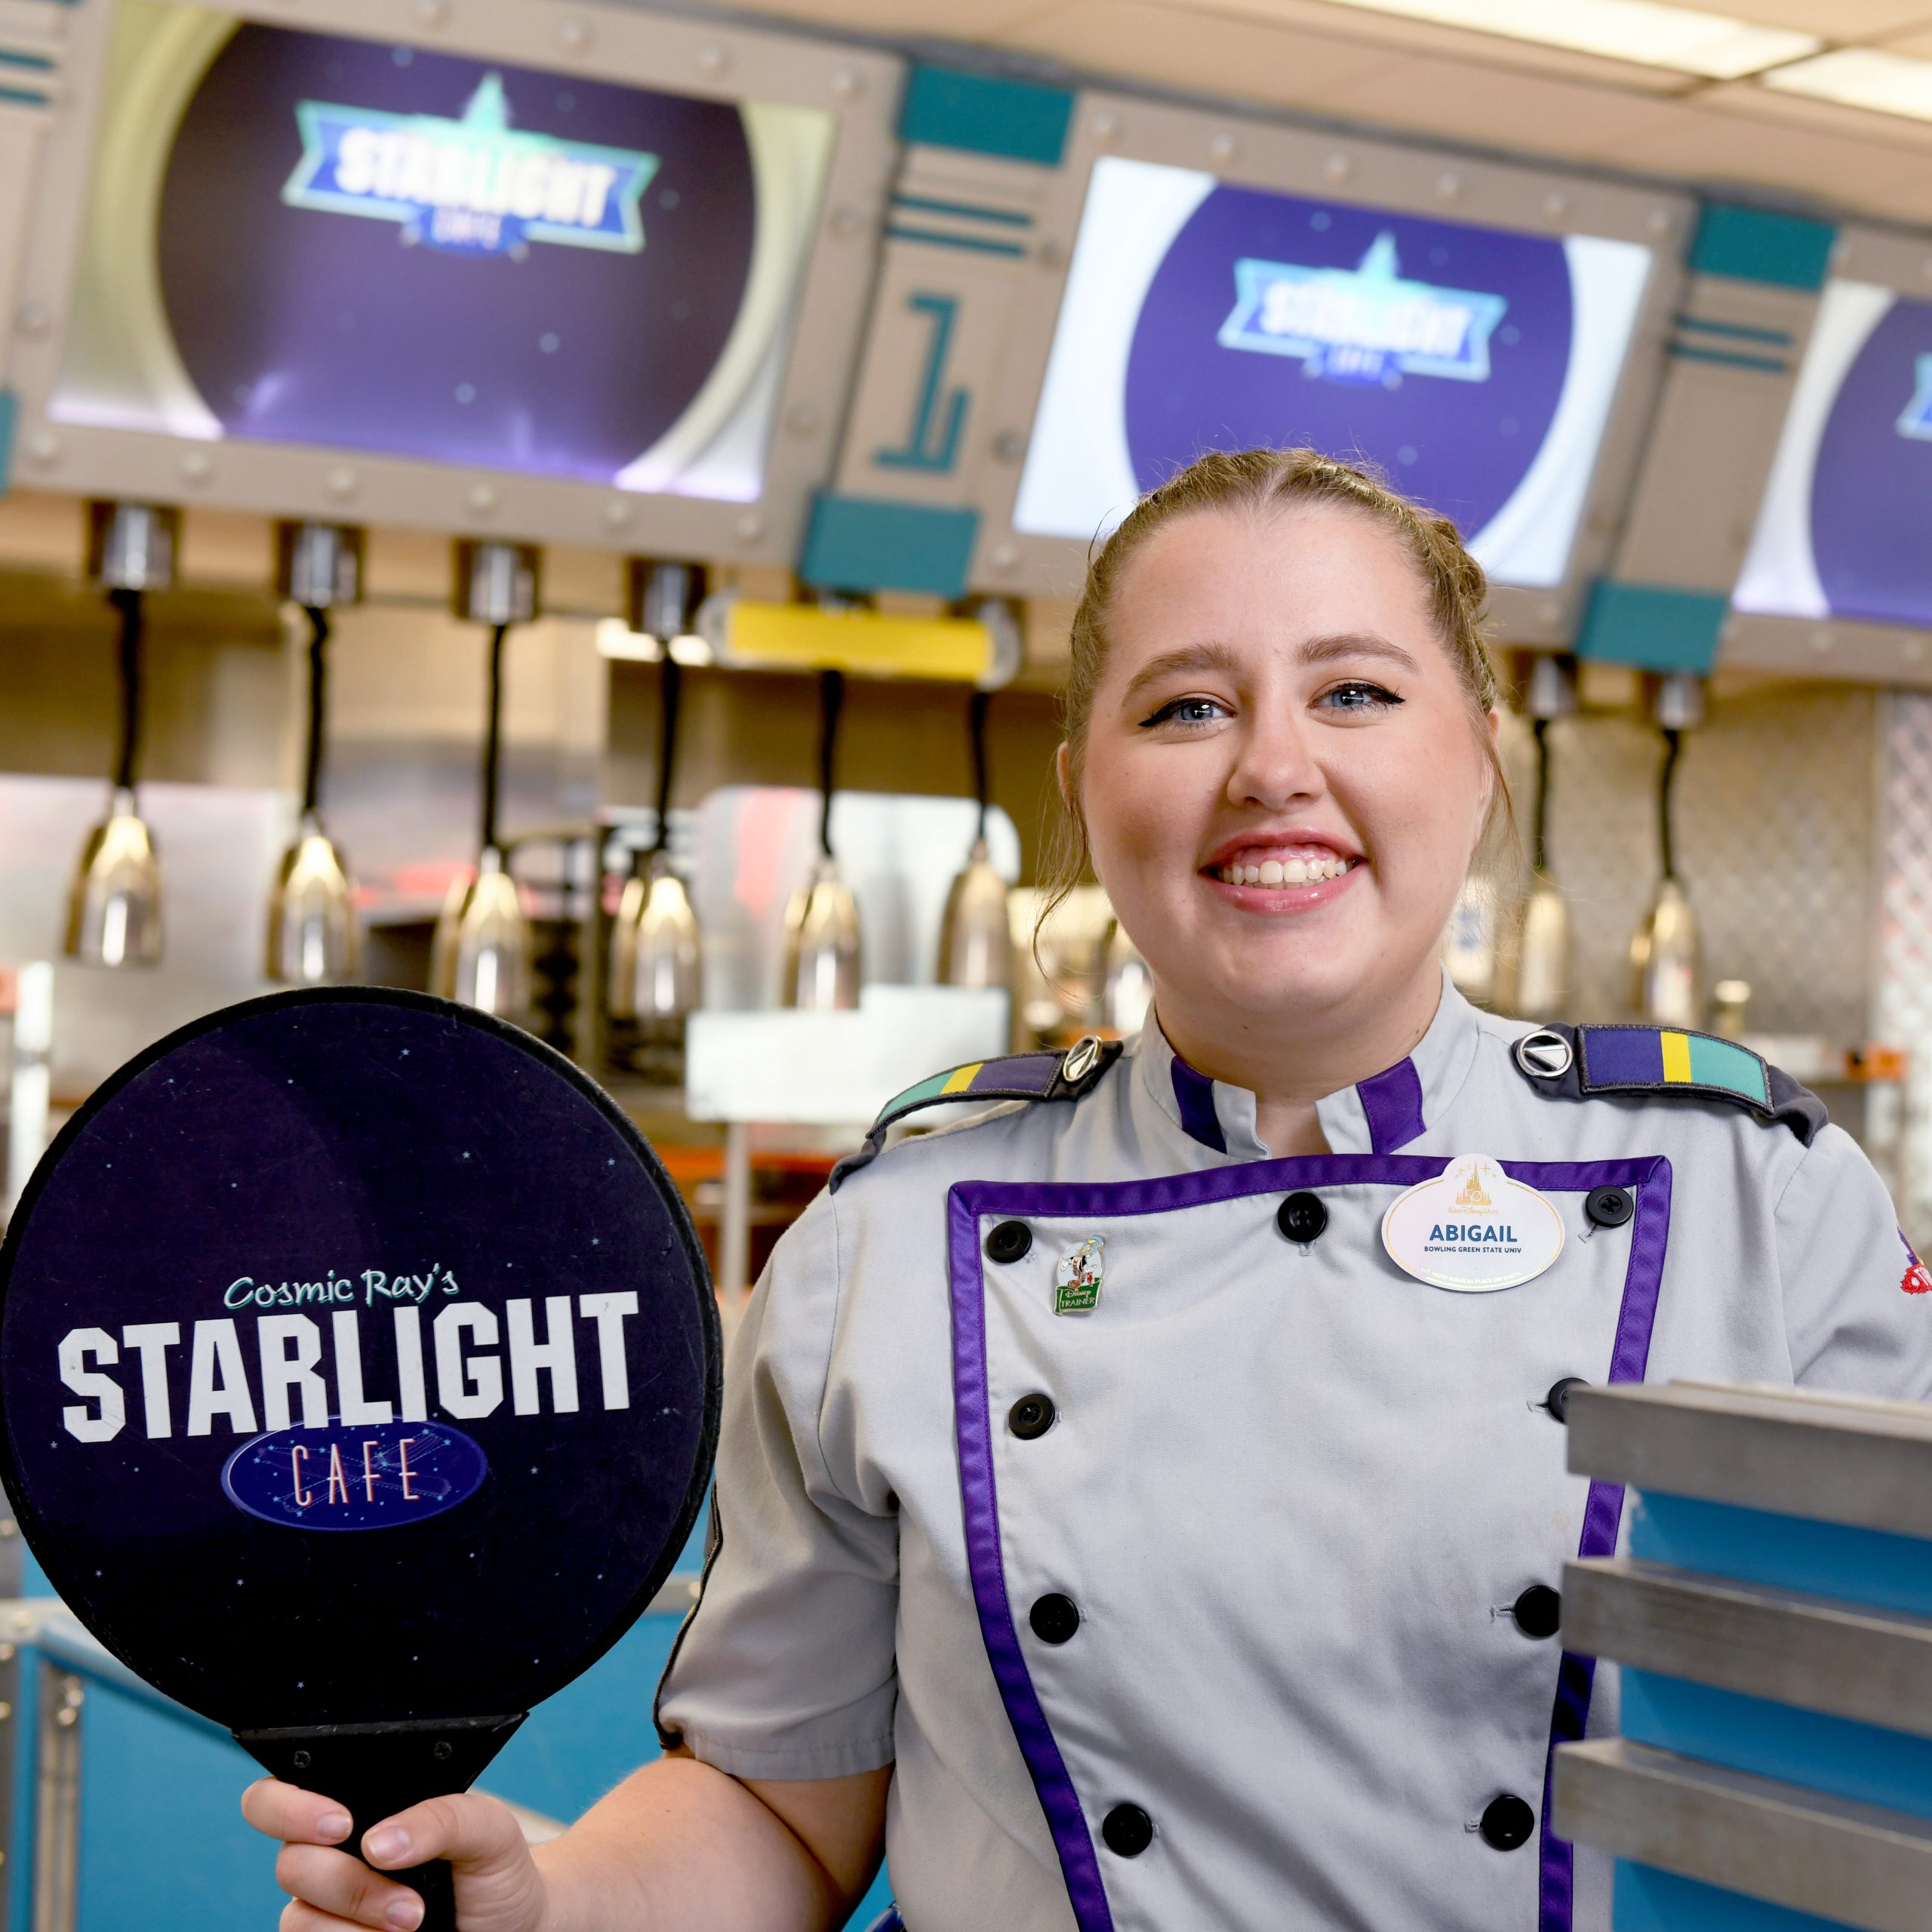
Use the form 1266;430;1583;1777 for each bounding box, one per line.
1777;1121;1932;1403
654;1188;899;1781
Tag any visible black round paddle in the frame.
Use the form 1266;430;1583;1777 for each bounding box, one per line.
0;989;719;1927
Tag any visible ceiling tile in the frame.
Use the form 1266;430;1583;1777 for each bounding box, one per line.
998;2;1393;108
1697;72;1932;152
1718;0;1932;33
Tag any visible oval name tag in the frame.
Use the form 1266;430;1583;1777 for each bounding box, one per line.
1381;1154;1564;1293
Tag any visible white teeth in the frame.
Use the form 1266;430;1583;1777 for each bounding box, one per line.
1217;857;1355;885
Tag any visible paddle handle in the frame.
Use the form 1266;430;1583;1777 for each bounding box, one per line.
390;1853;457;1932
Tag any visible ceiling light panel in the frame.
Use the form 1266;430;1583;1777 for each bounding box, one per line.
1761;47;1932;123
1309;0;1820;78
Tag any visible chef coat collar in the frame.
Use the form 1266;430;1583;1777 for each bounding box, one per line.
1134;969;1481;1159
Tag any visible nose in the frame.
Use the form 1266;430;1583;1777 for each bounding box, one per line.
1226;700;1327;814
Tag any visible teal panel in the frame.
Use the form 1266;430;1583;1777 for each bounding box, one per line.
800;494;980;598
898;65;1074;166
0;389;15;497
1623;1671;1932;1821
77;1683;285;1932
1577;581;1729;674
1689;204;1836;292
1616;1862;1857;1930
1629;1491;1932;1617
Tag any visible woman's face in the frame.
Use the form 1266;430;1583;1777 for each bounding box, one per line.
1073;501;1494;1037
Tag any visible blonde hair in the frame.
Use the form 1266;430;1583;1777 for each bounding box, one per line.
1040;446;1512;931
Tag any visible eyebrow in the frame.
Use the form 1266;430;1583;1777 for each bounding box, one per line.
1118;631;1423;707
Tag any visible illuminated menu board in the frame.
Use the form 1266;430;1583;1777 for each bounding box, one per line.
50;4;835;502
1735;281;1932;629
1013;156;1654;588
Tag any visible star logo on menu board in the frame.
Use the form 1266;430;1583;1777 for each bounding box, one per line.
1218;232;1507;388
1896;353;1932;442
282;72;660;259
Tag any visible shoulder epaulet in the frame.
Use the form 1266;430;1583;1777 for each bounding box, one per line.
829;1035;1124;1192
1510;1021;1827;1146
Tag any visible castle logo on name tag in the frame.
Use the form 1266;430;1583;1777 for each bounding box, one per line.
1381;1155;1564;1292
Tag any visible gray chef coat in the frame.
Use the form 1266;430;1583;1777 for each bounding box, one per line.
655;978;1932;1932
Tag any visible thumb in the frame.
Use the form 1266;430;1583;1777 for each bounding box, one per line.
361;1792;546;1932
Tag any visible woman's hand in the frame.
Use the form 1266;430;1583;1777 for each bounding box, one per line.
242;1778;549;1932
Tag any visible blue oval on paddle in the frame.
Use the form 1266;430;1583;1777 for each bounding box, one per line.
221;1419;488;1531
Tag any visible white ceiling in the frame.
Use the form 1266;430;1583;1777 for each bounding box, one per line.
688;0;1932;225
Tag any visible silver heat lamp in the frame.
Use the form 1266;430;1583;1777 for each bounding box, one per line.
783;667;862;1010
266;522;363;984
939;691;1011;991
1629;672;1706;1029
432;542;540;1021
66;503;178;969
607;561;706;1078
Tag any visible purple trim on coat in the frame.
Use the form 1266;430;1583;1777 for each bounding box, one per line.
946;1149;1672;1932
949;1183;1118;1932
1168;1055;1227;1152
1355;1057;1426;1151
1536;1155;1674;1932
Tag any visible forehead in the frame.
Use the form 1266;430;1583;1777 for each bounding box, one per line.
1106;500;1438;663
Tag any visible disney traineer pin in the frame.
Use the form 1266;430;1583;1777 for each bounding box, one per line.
1055;1237;1106;1315
0;989;719;1931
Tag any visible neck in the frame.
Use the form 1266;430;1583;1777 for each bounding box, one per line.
1154;964;1445;1157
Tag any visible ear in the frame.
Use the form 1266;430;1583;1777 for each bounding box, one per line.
1055;741;1075;811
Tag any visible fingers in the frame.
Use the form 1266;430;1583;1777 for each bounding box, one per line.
279;1892;417;1932
275;1844;428;1931
243;1779;354;1848
359;1792;528;1877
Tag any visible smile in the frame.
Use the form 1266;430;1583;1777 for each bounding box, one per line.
1212;856;1358;885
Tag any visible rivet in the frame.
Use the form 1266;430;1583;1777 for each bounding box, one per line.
1541;191;1568;221
989;541;1019;571
1324;153;1353;184
555;17;589;52
992;429;1026;464
414;0;448;25
1905;638;1927;664
180;450;212;483
432;1740;454;1761
735;512;764;541
1036;238;1068;272
24;430;60;466
602;498;633;528
829;204;864;238
15;298;51;337
1210;133;1239;165
697;42;728;75
1435;170;1463;202
785;401;820;436
1810;626;1834;656
467;483;498;514
830;66;861;99
1647;207;1675;235
1091;110;1120;142
326;466;358;500
292;1749;311;1770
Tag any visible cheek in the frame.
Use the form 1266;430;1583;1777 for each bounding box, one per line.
1340;725;1487;869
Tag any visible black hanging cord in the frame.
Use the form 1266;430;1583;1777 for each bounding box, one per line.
300;606;330;819
1530;715;1552;877
481;621;509;853
651;652;684;857
816;669;845;857
1657;726;1683;883
968;688;992;844
108;587;144;795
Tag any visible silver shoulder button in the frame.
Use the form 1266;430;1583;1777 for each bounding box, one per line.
1515;1029;1574;1079
1061;1035;1103;1084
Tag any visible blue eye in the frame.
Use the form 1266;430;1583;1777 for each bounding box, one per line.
1319;681;1403;713
1140;695;1229;728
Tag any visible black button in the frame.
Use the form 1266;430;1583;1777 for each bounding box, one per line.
1029;1593;1081;1644
1584;1186;1634;1229
1479;1794;1535;1850
1543;1377;1587;1423
1008;1393;1057;1440
1102;1804;1154;1857
1277;1192;1327;1243
986;1220;1032;1263
1512;1585;1561;1639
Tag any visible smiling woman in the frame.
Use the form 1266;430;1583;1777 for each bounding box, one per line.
254;453;1932;1932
